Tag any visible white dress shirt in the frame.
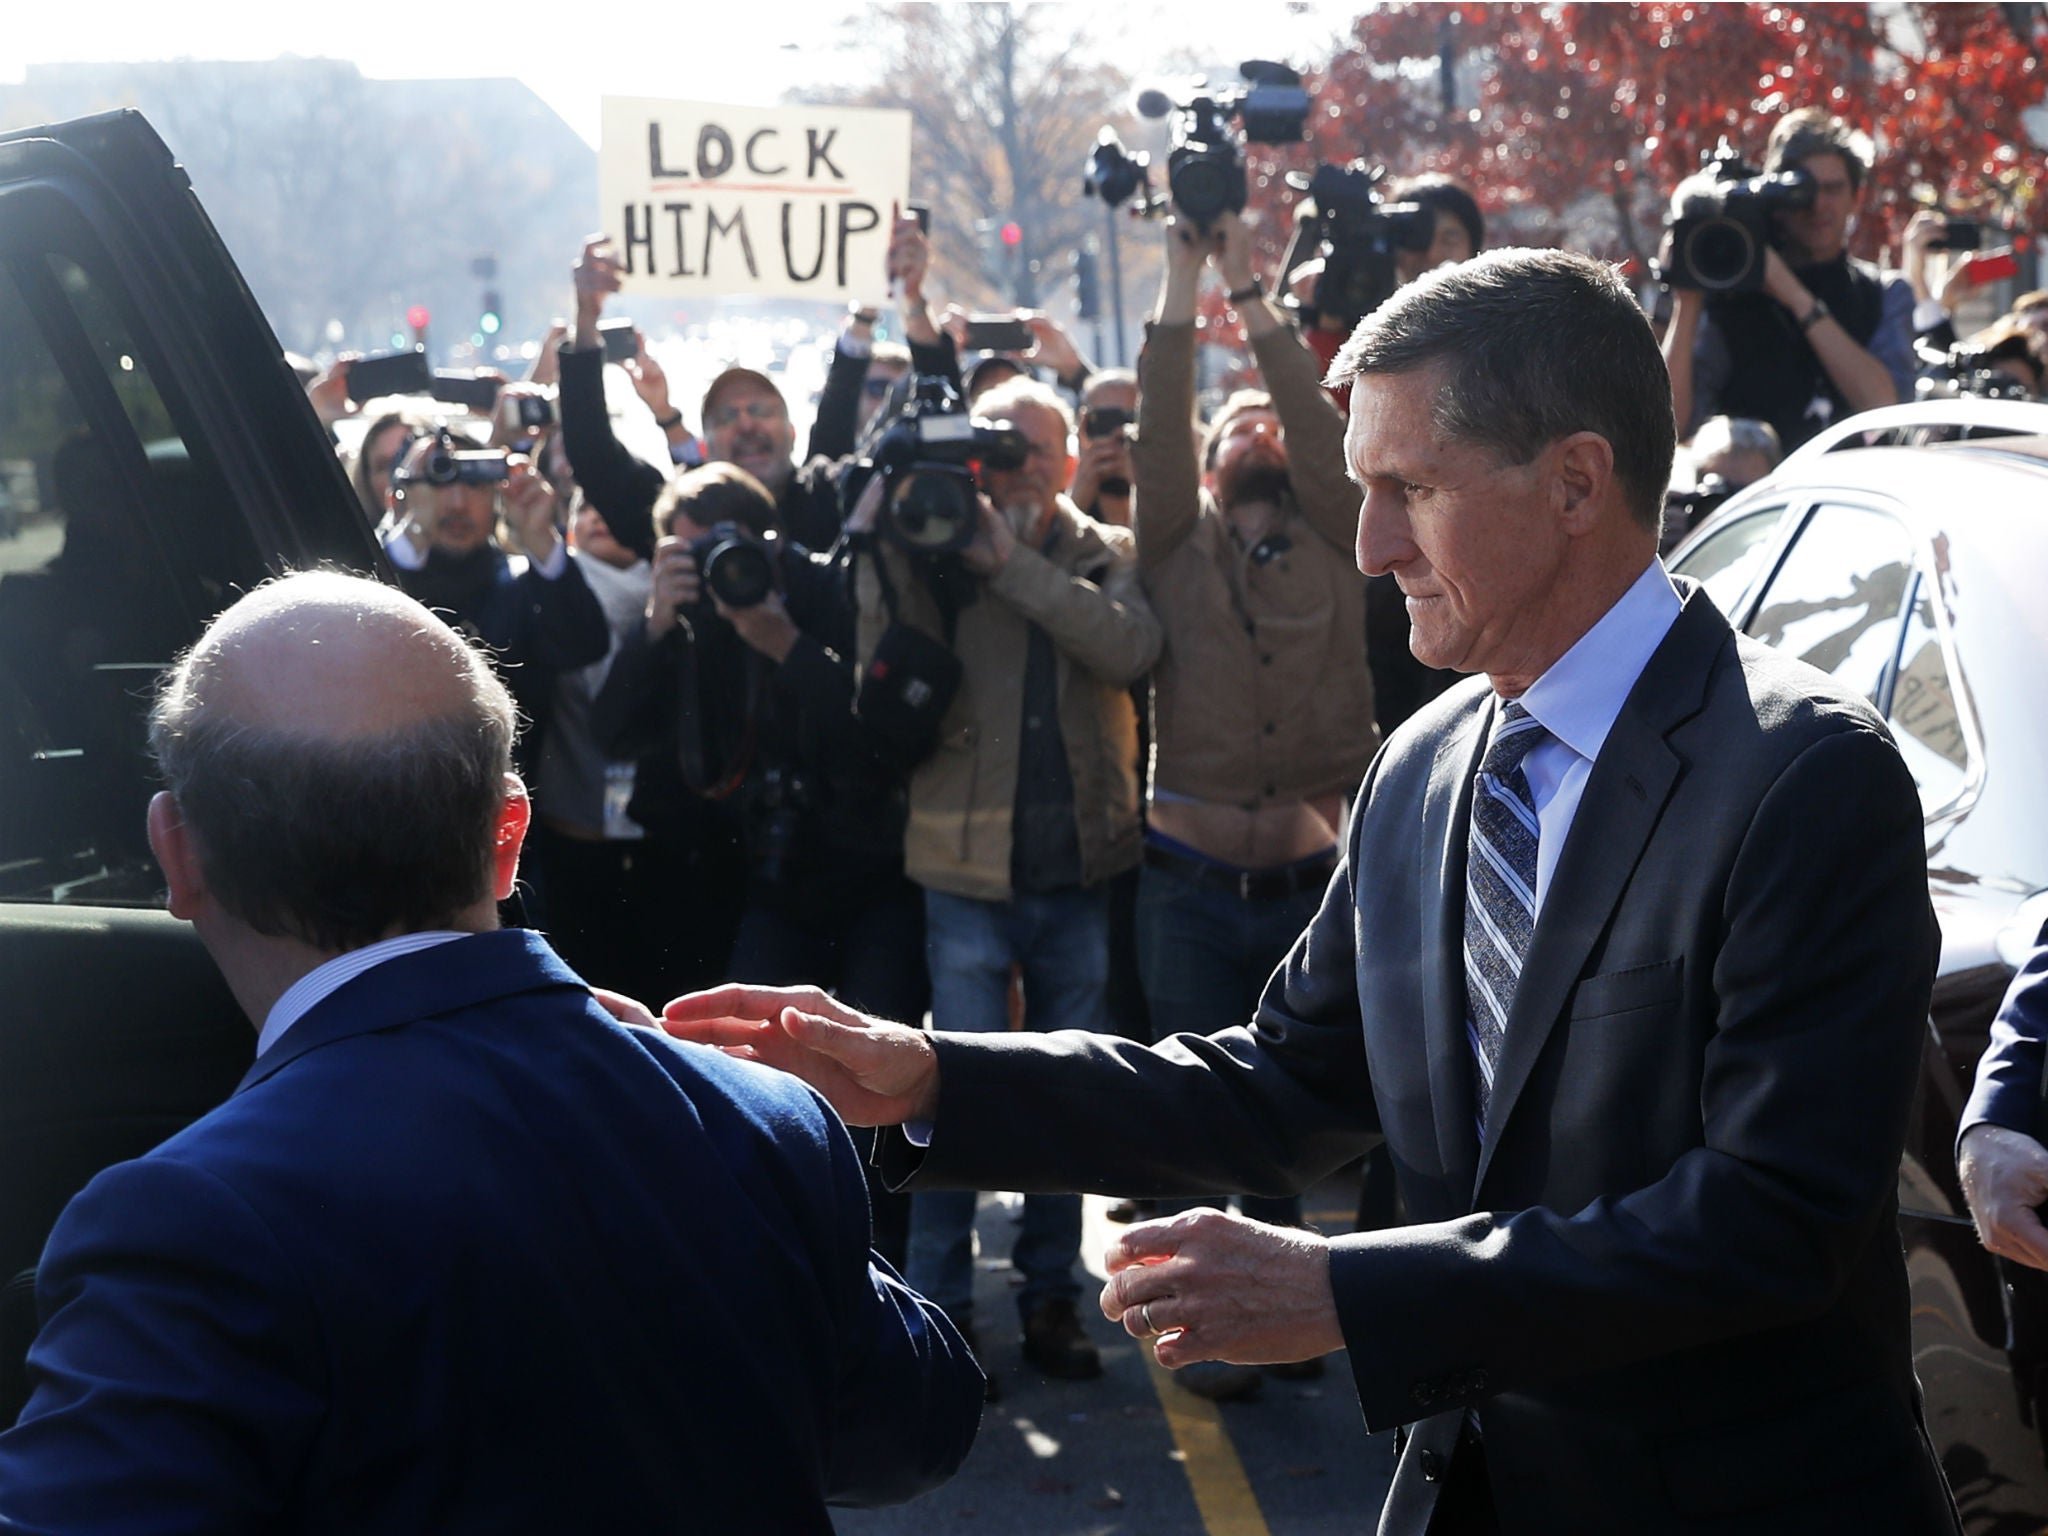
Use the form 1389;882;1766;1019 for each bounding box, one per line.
1502;560;1682;914
256;931;468;1058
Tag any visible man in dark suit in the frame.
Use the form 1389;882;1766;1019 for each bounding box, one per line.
1958;922;2048;1269
0;571;980;1531
667;249;1958;1533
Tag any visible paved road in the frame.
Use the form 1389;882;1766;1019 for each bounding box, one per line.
842;1176;1395;1535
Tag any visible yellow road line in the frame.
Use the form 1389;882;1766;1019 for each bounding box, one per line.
1142;1347;1274;1536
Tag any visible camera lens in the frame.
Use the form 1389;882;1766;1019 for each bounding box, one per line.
702;539;775;608
889;470;977;553
1681;218;1759;292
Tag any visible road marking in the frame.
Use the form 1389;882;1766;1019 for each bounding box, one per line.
1142;1347;1273;1536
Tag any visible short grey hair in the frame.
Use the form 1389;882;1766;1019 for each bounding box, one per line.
1691;415;1782;468
972;376;1075;439
1327;247;1676;531
149;575;517;952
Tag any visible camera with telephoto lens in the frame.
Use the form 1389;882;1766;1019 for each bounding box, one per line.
1285;161;1437;326
862;375;1031;556
1082;128;1157;214
1132;60;1311;232
1655;140;1817;293
687;522;777;610
394;430;511;489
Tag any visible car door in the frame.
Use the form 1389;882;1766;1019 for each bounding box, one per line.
0;110;382;1422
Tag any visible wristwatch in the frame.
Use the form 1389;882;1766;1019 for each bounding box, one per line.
653;409;684;430
1799;297;1831;332
1227;278;1264;305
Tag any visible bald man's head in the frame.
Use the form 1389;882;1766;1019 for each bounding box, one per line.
150;572;519;953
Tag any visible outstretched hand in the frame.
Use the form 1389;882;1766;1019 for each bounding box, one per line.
1960;1123;2048;1271
662;984;940;1127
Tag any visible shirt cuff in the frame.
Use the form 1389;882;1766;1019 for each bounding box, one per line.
902;1119;933;1148
1913;298;1950;333
530;539;569;580
382;528;426;571
839;332;875;362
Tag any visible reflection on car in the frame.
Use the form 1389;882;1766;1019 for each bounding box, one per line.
1670;399;2048;1531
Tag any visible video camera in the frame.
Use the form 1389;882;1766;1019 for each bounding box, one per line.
862;375;1031;556
1119;61;1311;231
1082;127;1157;216
1280;162;1437;327
1656;140;1817;293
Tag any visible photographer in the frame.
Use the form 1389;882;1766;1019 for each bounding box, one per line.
1126;207;1376;1399
1070;370;1137;527
1662;108;1916;451
853;377;1161;1386
562;238;845;554
381;428;609;773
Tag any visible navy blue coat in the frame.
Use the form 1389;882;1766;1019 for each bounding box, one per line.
0;930;980;1531
1961;918;2048;1140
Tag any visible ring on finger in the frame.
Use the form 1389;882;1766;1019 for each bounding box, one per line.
1139;1301;1157;1336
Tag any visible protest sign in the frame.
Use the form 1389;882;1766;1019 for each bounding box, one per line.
599;97;912;302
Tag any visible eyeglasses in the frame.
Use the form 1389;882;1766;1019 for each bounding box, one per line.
705;398;787;430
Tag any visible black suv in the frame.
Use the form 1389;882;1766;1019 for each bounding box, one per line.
0;111;384;1419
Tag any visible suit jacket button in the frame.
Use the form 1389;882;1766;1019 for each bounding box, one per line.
1420;1449;1445;1482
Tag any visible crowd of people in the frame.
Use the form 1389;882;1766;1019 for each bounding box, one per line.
6;98;2047;1534
296;104;2047;1407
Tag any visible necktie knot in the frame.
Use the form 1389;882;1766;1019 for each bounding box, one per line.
1480;700;1548;783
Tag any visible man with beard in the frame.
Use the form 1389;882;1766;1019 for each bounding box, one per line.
852;376;1161;1391
381;430;609;774
1662;107;1915;451
1124;206;1380;1401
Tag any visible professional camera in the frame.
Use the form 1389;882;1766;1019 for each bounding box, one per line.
1133;60;1311;231
863;375;1030;556
1913;341;2037;403
394;431;511;489
1082;128;1157;214
1656;140;1817;293
688;522;777;609
1282;162;1436;326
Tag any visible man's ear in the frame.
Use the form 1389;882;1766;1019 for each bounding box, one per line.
146;792;207;921
1552;431;1617;533
492;772;532;902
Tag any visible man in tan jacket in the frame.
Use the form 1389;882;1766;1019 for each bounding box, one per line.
855;376;1161;1390
1126;207;1380;1400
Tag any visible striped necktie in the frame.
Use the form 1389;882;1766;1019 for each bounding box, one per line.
1464;699;1548;1138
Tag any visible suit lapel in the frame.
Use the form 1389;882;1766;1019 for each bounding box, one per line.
1471;592;1728;1198
1420;695;1492;1203
236;929;588;1095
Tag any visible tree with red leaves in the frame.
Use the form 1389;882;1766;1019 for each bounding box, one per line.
1231;3;2044;298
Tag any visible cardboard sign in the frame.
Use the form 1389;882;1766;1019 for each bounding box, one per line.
599;97;911;301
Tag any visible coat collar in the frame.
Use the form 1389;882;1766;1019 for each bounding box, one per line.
234;928;588;1096
1468;583;1729;1198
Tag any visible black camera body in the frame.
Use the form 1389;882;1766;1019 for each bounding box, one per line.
1082;127;1155;213
395;430;511;489
1290;162;1436;326
1134;60;1311;232
1657;141;1817;293
689;522;777;609
864;375;1030;556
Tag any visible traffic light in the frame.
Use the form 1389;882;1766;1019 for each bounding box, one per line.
1073;249;1101;321
1000;221;1023;249
479;290;503;336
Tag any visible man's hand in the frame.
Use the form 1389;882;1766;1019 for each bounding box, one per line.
662;984;940;1126
621;337;673;419
717;588;800;662
499;457;561;563
305;357;354;427
645;536;699;638
573;235;624;347
1760;247;1813;317
1960;1123;2048;1271
491;382;553;448
1024;313;1087;383
1214;209;1257;293
887;205;931;307
1101;1210;1344;1368
527;321;570;385
959;497;1017;576
1070;432;1131;516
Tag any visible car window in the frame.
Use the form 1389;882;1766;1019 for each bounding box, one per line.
1889;578;1971;815
1745;502;1916;703
0;239;255;904
1669;505;1784;618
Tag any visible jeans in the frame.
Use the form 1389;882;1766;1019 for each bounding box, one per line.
907;886;1109;1323
1135;854;1330;1227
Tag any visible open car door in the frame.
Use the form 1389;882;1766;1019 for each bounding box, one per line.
0;110;383;1421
